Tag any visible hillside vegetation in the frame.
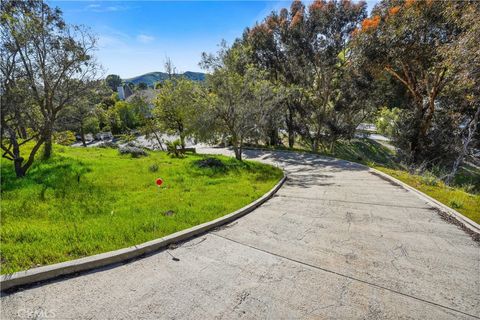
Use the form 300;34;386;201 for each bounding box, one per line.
124;71;206;87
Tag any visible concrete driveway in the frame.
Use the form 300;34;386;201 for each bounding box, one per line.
1;148;479;319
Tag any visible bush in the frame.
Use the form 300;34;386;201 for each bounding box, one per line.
449;199;464;209
461;183;475;194
149;164;159;172
126;141;140;147
54;131;76;146
98;141;118;149
118;146;147;158
122;134;137;143
375;107;401;138
195;158;225;169
166;139;185;158
421;171;439;186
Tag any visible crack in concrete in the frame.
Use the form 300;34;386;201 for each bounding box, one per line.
210;233;480;319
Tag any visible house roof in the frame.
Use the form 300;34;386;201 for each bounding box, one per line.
125;88;158;104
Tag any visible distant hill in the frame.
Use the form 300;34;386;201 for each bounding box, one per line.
124;71;206;87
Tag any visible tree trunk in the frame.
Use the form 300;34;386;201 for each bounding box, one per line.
409;108;424;163
3;125;46;178
445;106;480;184
233;146;242;161
411;97;436;163
232;136;242;160
269;127;278;146
178;123;185;151
288;130;295;149
19;126;28;139
80;126;87;147
180;133;185;151
286;108;295;149
312;138;319;153
14;157;26;178
153;131;165;151
43;124;54;159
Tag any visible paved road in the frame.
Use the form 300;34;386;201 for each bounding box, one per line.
1;148;479;319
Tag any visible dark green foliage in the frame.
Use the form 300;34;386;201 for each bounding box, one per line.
118;146;148;157
352;0;479;168
105;74;122;91
53;131;76;146
1;0;98;174
195;157;225;169
166;139;185;158
148;163;159;172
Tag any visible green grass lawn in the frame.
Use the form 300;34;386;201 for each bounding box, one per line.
0;146;283;274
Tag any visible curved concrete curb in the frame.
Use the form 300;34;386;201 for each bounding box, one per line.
242;146;479;240
369;168;480;240
1;174;287;292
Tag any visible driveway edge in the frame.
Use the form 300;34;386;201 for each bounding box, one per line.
1;174;287;292
369;167;480;240
242;146;479;240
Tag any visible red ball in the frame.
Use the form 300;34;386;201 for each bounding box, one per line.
156;178;163;186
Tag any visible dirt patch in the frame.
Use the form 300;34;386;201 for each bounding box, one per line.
429;207;480;243
369;171;404;188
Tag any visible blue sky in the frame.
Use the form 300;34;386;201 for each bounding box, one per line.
50;1;378;78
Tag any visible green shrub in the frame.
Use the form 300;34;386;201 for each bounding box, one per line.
449;199;464;209
118;146;147;157
375;107;401;138
166;139;185;158
461;183;475;194
98;141;118;149
121;134;137;143
195;157;225;169
54;131;76;146
149;164;159;172
421;171;439;186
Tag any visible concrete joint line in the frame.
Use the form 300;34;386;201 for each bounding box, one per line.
211;233;480;319
276;195;431;210
243;145;480;240
0;174;287;292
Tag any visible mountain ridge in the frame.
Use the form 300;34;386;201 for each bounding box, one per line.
124;71;206;87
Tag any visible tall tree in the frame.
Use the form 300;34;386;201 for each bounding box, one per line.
57;82;104;146
153;78;200;150
105;74;122;91
1;0;99;160
351;0;465;163
245;6;304;148
246;0;369;151
201;44;278;160
441;2;480;182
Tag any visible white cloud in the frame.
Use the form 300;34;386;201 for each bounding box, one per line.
83;4;130;13
136;34;155;44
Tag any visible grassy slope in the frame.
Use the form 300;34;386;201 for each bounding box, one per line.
255;138;479;224
325;140;479;224
373;166;479;224
0;146;282;274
